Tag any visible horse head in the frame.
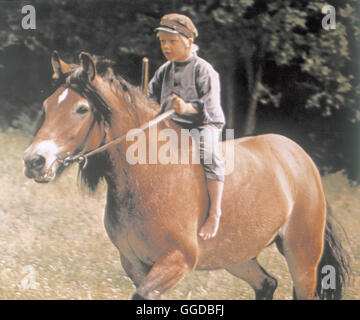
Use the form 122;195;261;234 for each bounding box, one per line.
23;51;109;183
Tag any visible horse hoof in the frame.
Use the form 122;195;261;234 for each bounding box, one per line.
131;292;147;300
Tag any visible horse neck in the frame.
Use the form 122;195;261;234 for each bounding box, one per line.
98;80;166;191
103;110;185;200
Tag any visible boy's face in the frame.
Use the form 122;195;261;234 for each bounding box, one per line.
158;31;192;62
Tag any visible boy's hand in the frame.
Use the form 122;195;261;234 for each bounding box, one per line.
168;94;198;114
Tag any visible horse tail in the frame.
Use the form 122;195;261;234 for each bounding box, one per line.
315;201;351;299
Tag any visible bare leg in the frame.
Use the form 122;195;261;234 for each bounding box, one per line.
199;179;224;240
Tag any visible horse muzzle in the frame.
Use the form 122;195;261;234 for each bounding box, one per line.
23;140;63;183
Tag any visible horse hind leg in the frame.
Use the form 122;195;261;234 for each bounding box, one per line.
275;236;298;299
225;258;278;300
277;200;326;300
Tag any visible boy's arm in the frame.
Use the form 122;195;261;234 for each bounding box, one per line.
147;72;161;104
188;64;222;123
147;62;170;104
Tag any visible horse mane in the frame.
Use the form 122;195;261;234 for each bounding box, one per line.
65;54;161;192
67;55;160;125
77;152;110;193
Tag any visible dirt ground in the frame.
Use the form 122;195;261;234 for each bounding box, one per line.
0;130;358;300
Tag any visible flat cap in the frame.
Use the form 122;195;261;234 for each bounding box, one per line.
155;13;198;39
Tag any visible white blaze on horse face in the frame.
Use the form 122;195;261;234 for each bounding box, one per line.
58;88;69;104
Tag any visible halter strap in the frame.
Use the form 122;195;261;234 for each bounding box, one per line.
59;109;175;168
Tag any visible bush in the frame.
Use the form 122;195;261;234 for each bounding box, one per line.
0;99;39;136
10;111;38;136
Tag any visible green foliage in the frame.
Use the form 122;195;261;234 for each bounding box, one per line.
10;110;38;136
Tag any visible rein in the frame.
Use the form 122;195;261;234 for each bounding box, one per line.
57;81;175;167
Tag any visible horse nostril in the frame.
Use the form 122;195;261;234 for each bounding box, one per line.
26;154;45;170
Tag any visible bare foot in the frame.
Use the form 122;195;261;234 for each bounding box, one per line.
199;214;220;240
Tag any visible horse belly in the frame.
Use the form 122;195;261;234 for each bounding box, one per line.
196;198;287;270
197;207;288;270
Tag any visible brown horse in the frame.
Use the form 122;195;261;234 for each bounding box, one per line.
23;51;350;300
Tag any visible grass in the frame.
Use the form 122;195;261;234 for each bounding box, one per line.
0;129;359;300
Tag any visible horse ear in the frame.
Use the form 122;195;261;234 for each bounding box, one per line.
51;51;72;80
79;52;96;81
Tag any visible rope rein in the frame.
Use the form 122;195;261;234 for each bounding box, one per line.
58;105;175;168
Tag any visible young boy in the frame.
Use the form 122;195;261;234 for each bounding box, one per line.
147;13;226;240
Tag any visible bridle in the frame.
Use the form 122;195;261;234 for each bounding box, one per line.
55;79;175;169
59;108;175;169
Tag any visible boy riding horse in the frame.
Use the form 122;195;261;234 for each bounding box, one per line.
147;14;226;240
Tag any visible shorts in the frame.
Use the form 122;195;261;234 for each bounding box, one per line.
178;123;225;182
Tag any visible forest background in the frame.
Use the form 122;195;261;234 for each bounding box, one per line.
0;0;359;183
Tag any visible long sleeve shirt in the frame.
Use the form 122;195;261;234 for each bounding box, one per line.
147;53;225;127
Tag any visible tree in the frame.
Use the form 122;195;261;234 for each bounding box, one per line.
184;0;359;136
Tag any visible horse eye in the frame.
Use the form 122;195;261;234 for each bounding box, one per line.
76;104;90;114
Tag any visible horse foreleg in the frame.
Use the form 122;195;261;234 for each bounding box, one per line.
135;248;197;300
119;252;151;288
226;258;278;300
